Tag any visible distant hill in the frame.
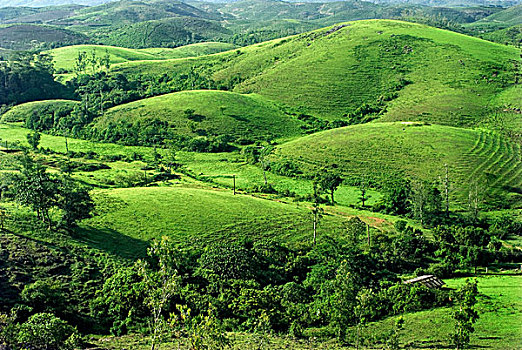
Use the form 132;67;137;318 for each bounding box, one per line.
467;4;522;30
0;0;113;6
99;17;232;48
0;24;88;50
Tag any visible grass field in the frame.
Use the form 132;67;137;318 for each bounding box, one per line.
47;42;236;72
94;90;305;142
79;185;351;258
112;20;519;125
270;122;522;205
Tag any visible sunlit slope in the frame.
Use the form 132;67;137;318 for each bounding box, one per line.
80;186;347;258
92;90;305;143
270;122;522;204
112;20;519;126
48;42;235;71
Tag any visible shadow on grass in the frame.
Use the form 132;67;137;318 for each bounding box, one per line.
74;226;149;259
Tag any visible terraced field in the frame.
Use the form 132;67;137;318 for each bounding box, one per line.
270;122;522;205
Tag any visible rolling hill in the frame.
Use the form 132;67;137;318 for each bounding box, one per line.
113;20;520;126
48;42;236;71
269;122;522;205
92;90;305;143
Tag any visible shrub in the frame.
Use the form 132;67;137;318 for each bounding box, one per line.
17;313;80;350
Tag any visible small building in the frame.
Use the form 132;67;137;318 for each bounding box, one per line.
403;275;445;289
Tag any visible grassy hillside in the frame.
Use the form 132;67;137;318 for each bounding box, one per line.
48;42;235;71
270;122;522;205
0;100;79;123
92;90;305;143
467;4;522;31
80;185;349;258
113;20;519;125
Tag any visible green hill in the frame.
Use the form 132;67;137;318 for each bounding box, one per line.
467;4;522;31
92;90;305;144
113;20;519;126
48;42;235;72
0;100;79;123
62;0;219;27
270;122;522;205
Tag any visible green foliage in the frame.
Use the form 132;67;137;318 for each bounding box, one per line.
315;170;343;204
451;279;479;350
17;312;80;350
26;131;41;150
0;52;72;105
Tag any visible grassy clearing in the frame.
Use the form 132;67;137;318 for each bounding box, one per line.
79;185;350;258
94;90;305;142
271;122;522;205
362;275;522;350
47;42;236;72
178;151;383;208
0;123;155;158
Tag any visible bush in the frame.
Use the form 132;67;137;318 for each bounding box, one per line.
17;313;80;350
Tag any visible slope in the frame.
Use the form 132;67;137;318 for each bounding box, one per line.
0;99;79;123
112;20;519;126
91;90;305;144
269;122;522;205
80;185;348;258
48;42;235;72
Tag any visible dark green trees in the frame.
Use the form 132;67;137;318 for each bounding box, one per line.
315;170;343;204
3;155;93;230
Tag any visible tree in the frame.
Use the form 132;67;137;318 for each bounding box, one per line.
358;176;370;207
381;179;410;215
26;131;41;150
57;176;94;229
311;182;324;246
452;279;479;350
9;155;59;228
138;236;181;350
17;313;80;350
316;169;343;204
440;164;451;217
